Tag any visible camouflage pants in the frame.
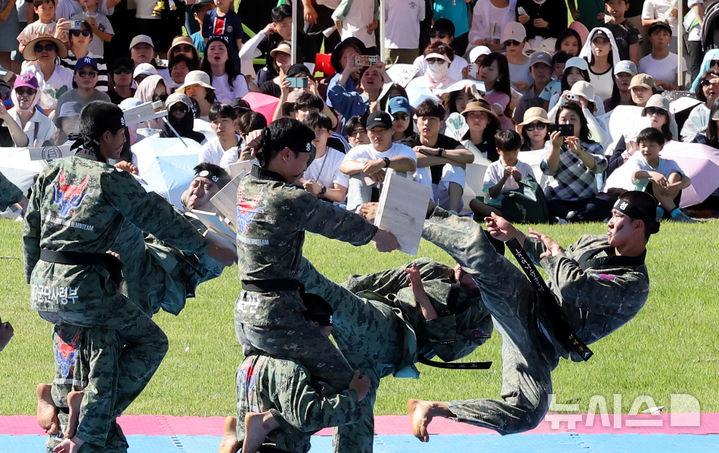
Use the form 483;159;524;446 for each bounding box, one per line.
298;258;405;453
422;208;558;435
46;325;128;452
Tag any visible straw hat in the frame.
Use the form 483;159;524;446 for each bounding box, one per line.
516;106;551;136
22;35;67;60
461;99;500;130
270;41;292;59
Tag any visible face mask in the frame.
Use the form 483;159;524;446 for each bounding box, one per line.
427;62;449;81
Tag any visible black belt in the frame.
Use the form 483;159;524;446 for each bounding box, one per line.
418;356;491;370
505;238;593;361
258;447;292;453
241;279;304;293
40;249;123;286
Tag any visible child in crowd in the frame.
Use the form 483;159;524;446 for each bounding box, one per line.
345;115;369;148
299;112;349;204
469;129;534;217
604;0;640;64
202;0;243;72
198;103;239;166
74;0;113;58
638;22;686;91
17;0;57;53
626;127;694;222
479;52;514;130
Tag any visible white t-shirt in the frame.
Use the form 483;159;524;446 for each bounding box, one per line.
211;73;249;104
588;65;615;101
303;147;349;188
413;55;468;82
469;0;516;44
22;64;74;112
199;135;240;165
638;52;686;86
508;59;533;93
483;159;534;193
343;142;417;185
8;108;57;147
641;0;678;36
72;12;114;57
383;0;425;50
341;0;376;49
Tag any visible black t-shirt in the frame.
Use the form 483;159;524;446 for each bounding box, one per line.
606;22;639;61
400;133;463;184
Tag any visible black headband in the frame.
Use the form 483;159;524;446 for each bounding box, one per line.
613;198;660;234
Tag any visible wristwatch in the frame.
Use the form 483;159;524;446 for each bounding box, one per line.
319;185;327;195
437;148;445;157
383;157;391;168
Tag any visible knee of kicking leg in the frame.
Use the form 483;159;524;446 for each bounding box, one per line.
500;391;551;434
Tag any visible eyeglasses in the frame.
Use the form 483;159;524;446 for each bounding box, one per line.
392;112;409;121
173;44;194;53
70;30;92;37
644;107;665;115
524;122;547;131
16;88;36;97
113;68;133;75
77;70;97;78
505;40;522;47
34;43;56;53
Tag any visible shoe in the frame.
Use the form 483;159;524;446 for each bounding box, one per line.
553;216;568;225
670;211;696;223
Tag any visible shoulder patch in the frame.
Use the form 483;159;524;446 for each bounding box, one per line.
594;273;617;281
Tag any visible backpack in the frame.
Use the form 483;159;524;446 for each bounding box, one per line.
500;175;550;224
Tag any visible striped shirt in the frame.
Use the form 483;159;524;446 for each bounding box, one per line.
60;52;109;92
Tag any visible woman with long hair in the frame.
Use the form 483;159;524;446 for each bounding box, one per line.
479;52;513;130
554;28;582;57
579;28;620;101
460;98;499;162
681;69;719;142
200;35;248;103
604;60;637;111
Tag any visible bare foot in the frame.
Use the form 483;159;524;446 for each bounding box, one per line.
407;399;451;443
64;391;83;439
242;411;280;453
36;383;59;435
218;416;240;453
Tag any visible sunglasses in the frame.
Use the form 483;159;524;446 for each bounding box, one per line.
70;30;92;37
113;68;133;75
429;31;448;39
644;107;665;115
171;104;189;113
34;43;56;53
174;44;194;53
16;88;36;97
77;70;97;78
392;112;409;121
506;40;522;47
525;122;547;131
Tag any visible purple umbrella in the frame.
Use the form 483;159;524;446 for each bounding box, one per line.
660;141;719;207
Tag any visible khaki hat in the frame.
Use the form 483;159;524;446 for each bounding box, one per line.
629;73;656;90
516;106;551;136
22;35;68;60
502;22;526;44
461;99;500;130
176;70;215;93
270;41;292;59
168;36;199;61
643;94;670;112
570;80;595;101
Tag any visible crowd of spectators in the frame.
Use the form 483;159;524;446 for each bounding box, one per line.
2;0;717;223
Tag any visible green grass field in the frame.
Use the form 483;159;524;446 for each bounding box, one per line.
1;218;718;417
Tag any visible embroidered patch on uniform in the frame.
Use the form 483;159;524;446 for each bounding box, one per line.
471;329;486;338
595;273;617;281
52;171;93;218
236;188;266;234
55;331;80;378
240;361;260;392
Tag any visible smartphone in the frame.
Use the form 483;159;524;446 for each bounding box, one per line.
354;55;377;67
548;124;574;136
468;63;478;79
287;77;308;88
70;20;84;30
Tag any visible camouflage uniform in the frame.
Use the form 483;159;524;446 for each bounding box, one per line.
235;354;362;453
0;171;23;211
23;155;208;449
421;208;650;434
234;165;378;394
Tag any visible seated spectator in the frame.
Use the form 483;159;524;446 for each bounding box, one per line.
159;92;205;144
432;3;470;55
21;35;73;114
58;20;109;92
693;97;719;148
542;102;610;222
56;57;111;125
513;51;554;123
220;110;267;167
279;91;346;152
176;70;217;120
340;111;417;211
502;22;532;93
545;57;605;114
548;80;612;151
469;129;534;218
554;28;582;57
54;100;82;143
168;55;193;91
682;70;719;142
638;22;686;91
167;36;201;71
388;96;413;142
299;112;349;203
516;106;550;150
461;98;500;161
0;93;30;147
129;34;170;83
240;4;316;84
605;60;637;111
133;62;158;85
258;41;293;97
180;162;231;212
107;57;134;104
550;51;573;82
579;28;621;101
201;35;248;103
624;127;693;222
199;103;239;165
446;85;477;116
604;0;640;64
400;99;474;212
407;42;458;91
469;0;515;53
479;52;514;130
641;0;679;52
201;0;242;72
412;19;468;82
7;73;57;146
328;59;388;134
689;49;719;93
70;0;113;58
629;73;658;107
345;115;370;148
463;46;491;79
17;0;57;54
516;0;567;44
134;74;168;130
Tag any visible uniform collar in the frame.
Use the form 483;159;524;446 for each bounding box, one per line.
251;164;286;183
577;246;646;269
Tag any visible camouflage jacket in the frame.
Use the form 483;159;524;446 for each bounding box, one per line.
22;156;207;324
344;258;494;377
525;234;649;358
235;165;378;327
0;171;23;211
236;354;360;453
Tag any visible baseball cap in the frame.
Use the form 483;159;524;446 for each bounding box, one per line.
529;51;552;67
388;96;411;115
14;72;39;90
564;56;588;72
75;56;98;71
570;80;595;100
629;73;657;90
165;92;193;111
502;22;526;44
286;63;311;78
468;45;491;63
592;30;610;42
648;21;672;36
57;101;82;119
129;34;154;50
614;60;637;76
644;94;670;112
366;111;393;130
133;63;157;79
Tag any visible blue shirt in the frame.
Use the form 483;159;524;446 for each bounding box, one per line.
202;9;244;72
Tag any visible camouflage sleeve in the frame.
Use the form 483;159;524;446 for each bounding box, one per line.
290;189;378;246
22;173;44;283
0;172;23;211
275;361;360;432
523;236;547;266
343;257;449;297
422;315;477;362
101;170;207;254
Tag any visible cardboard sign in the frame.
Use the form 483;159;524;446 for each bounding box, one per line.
122;101;166;125
373;170;432;255
210;174;241;228
227;160;253;179
28;144;73;161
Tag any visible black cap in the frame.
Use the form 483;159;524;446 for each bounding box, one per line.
331;37;367;73
287;63;311;78
230;98;251;114
592;30;609;41
366;111;393;130
647;21;672;36
613;191;660;235
302;293;333;326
